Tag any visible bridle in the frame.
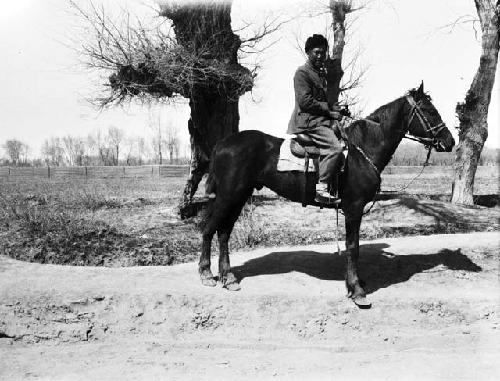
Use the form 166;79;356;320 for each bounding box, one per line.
342;94;448;216
404;95;447;151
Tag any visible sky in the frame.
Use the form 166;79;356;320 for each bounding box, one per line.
0;0;499;160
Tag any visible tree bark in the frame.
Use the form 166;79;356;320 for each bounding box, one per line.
159;140;162;165
326;0;348;106
452;0;499;205
179;93;240;218
160;1;248;218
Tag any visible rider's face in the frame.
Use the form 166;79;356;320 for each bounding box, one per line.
307;46;327;69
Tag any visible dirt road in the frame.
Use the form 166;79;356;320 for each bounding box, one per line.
1;232;499;380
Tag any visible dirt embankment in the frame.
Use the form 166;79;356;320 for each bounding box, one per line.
1;232;499;380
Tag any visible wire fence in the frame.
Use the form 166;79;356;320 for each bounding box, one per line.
383;165;498;177
0;164;497;180
0;165;190;180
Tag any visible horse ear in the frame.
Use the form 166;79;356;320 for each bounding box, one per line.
418;81;424;94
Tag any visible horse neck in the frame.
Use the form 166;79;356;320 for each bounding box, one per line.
355;97;409;171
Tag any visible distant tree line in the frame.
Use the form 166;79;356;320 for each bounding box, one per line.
389;143;499;166
2;133;498;168
1;124;188;167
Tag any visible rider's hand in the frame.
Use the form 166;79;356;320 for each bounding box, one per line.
340;107;351;118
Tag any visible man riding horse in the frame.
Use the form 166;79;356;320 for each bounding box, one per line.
288;34;346;204
199;30;455;305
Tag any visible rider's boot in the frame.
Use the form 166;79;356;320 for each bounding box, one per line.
315;182;340;205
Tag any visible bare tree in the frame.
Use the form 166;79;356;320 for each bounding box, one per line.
85;133;98;164
70;0;282;217
166;122;180;164
291;1;367;109
326;0;368;107
122;135;148;165
87;131;103;165
41;137;65;166
107;126;125;165
62;135;86;166
123;136;136;165
87;130;114;165
136;136;147;165
452;0;499;205
3;139;29;166
19;143;30;166
148;111;164;165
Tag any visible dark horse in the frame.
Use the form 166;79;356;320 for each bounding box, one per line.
199;82;455;307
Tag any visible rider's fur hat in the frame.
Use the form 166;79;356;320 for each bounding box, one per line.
305;34;328;52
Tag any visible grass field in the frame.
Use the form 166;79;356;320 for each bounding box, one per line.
1;166;498;267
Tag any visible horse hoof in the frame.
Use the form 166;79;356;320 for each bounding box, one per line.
224;282;241;291
201;278;217;287
352;296;372;309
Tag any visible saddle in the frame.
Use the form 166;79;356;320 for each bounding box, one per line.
290;133;321;159
290;131;347;208
291;122;345;158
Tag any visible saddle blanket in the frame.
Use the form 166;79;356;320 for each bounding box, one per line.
277;138;316;172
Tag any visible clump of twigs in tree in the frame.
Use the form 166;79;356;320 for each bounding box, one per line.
70;0;256;107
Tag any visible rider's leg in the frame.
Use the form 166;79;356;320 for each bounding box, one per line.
318;151;342;194
306;126;343;201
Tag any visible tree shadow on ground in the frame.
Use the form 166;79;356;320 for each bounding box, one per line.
473;194;500;208
371;196;498;232
376;193;499;208
398;197;477;224
232;244;482;295
396;197;499;230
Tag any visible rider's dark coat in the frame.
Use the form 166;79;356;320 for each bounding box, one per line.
287;62;332;134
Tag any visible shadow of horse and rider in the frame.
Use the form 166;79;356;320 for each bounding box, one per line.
231;244;482;295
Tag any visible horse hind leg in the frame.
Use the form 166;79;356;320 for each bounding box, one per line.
199;221;217;287
199;195;246;289
217;196;252;291
218;226;240;291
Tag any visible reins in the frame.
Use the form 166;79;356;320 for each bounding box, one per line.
393;145;433;193
339;94;442;214
332;94;442;253
351;144;382;216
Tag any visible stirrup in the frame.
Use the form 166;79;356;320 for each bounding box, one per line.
315;190;341;205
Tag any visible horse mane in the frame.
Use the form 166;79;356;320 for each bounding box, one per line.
345;86;429;147
345;97;401;146
407;87;432;102
344;119;385;147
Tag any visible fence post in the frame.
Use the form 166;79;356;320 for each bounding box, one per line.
123;166;125;177
8;167;11;178
47;166;50;179
85;166;88;180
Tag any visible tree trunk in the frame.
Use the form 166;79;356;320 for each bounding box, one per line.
161;1;247;218
452;0;499;205
326;0;348;106
178;92;240;219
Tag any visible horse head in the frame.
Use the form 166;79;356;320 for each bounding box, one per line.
405;82;455;152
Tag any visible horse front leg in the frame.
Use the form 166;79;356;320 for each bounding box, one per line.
345;215;371;308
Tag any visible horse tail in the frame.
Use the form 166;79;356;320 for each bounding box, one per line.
199;147;218;231
204;173;216;200
204;147;217;200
